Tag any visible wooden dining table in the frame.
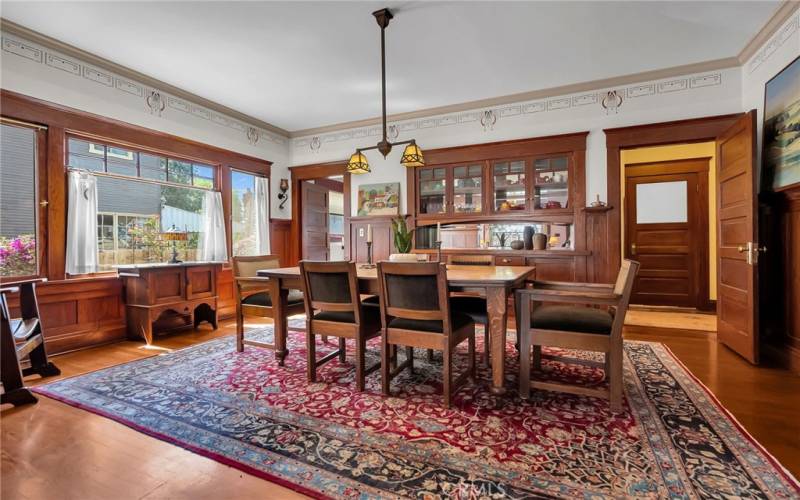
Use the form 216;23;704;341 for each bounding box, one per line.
257;264;535;395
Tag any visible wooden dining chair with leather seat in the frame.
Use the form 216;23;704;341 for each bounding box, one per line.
446;254;492;365
377;262;476;408
1;280;61;406
233;255;305;356
515;259;639;412
300;261;382;391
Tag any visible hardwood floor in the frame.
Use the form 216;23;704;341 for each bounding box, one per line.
2;318;798;499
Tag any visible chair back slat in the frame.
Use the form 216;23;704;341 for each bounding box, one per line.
377;262;451;331
300;260;360;323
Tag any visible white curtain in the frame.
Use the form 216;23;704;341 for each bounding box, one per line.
65;171;98;274
254;176;270;254
199;191;228;262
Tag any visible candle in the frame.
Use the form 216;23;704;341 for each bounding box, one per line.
436;222;441;242
367;224;373;243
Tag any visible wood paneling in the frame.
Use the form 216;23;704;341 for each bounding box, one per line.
270;219;292;267
349;216;396;263
526;256;576;282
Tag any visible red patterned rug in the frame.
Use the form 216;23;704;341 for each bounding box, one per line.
34;323;799;499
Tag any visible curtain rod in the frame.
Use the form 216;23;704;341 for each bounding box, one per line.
66;168;215;193
1;116;48;131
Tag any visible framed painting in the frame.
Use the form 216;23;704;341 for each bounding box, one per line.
763;55;800;191
357;182;400;216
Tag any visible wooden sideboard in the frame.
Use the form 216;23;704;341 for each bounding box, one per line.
117;262;222;344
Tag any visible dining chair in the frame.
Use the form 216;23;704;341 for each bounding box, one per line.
300;261;382;391
447;254;491;365
377;261;476;407
233;255;305;354
1;280;61;406
515;259;639;412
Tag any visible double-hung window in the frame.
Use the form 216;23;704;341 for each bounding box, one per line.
67;137;218;271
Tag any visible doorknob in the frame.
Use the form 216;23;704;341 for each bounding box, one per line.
630;243;637;255
737;242;767;265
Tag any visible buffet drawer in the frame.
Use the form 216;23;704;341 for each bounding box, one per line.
494;255;526;266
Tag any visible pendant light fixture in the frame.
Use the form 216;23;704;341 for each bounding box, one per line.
346;8;425;174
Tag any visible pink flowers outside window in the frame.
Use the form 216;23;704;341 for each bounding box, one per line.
0;235;37;277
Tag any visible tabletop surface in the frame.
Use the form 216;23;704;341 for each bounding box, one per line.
257;264;535;284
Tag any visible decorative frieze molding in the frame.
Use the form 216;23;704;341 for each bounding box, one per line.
747;11;799;74
292;70;725;150
1;31;286;148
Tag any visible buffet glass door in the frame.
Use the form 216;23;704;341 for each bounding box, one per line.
418;166;448;215
452;164;483;214
533;156;571;211
491;159;528;213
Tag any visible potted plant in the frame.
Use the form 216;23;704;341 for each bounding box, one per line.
389;217;417;262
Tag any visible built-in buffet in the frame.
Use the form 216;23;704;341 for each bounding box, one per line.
404;132;606;282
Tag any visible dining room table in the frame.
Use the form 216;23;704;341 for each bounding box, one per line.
256;264;536;395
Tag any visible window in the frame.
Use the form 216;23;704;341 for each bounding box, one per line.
1;123;39;277
231;170;261;256
67;137;216;270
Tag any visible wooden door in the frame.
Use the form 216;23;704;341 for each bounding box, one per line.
625;163;708;308
301;181;329;261
716;111;761;363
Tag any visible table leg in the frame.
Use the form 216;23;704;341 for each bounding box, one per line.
486;287;509;395
269;278;289;366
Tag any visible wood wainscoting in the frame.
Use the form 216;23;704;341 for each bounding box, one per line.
350;216;399;263
761;185;800;373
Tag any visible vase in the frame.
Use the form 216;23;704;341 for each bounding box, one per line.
533;233;547;250
523;226;534;250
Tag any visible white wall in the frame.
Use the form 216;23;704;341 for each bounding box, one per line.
290;69;743;216
0;31;294;219
741;11;800;172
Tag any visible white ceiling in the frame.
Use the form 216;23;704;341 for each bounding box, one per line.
1;1;780;132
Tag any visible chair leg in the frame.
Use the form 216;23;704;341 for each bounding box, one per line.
604;353;611;381
381;332;391;396
235;306;244;352
27;335;60;378
519;332;531;399
468;333;476;380
406;347;414;375
483;327;490;366
443;346;453;408
355;337;366;392
338;337;346;363
427;348;434;362
609;346;624;413
390;344;398;371
533;345;542;372
306;329;317;383
0;388;38;407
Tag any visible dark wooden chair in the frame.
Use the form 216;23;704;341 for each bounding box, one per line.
515;259;639;412
233;255;305;353
447;254;491;365
300;261;382;391
1;280;61;407
377;262;476;408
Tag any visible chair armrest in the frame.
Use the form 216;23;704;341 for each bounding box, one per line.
516;287;620;306
234;276;273;294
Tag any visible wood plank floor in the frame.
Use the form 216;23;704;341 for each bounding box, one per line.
2;317;798;499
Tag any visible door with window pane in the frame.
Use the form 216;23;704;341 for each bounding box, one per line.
0;123;41;278
625;164;708;308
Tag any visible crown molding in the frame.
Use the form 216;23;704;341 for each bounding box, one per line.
289;57;739;138
737;0;799;64
0;17;290;138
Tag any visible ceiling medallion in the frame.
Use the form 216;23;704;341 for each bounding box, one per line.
347;8;425;175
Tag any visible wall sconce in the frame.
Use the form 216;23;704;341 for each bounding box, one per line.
277;178;289;209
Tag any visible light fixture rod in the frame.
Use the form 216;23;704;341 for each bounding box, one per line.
380;20;387;146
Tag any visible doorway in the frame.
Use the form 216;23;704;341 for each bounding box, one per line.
300;176;345;261
621;144;715;311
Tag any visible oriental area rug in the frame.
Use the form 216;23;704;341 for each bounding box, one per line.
34;323;799;499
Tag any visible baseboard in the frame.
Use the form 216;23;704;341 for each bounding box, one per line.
623;324;716;338
763;342;800;374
